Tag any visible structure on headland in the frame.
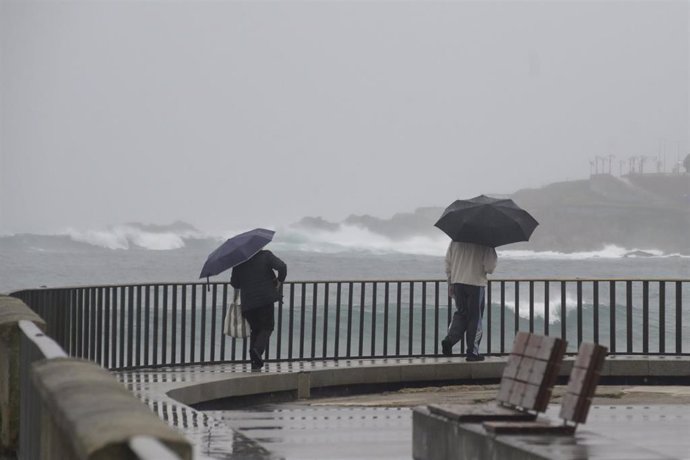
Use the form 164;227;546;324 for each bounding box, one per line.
590;153;690;177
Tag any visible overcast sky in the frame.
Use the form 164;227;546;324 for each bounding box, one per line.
1;0;687;234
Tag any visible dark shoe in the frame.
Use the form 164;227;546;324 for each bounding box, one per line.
466;354;485;362
250;348;264;370
441;339;452;357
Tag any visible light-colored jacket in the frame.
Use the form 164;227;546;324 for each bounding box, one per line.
445;242;498;287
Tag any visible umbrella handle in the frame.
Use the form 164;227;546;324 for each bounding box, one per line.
206;276;210;292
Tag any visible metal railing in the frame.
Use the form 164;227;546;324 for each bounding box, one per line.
11;278;689;370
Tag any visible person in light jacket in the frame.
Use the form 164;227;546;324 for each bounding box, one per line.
230;249;287;370
441;241;497;361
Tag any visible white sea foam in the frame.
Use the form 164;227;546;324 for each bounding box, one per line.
64;225;198;250
501;292;580;323
9;222;685;259
273;225;682;259
271;225;449;256
499;245;669;260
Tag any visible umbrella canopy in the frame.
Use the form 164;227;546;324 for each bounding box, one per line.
434;195;538;247
199;228;275;279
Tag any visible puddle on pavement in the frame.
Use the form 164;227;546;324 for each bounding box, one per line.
205;404;412;459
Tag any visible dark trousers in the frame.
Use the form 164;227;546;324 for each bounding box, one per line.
445;283;485;356
243;304;275;357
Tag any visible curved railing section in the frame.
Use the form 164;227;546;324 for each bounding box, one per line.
11;278;689;370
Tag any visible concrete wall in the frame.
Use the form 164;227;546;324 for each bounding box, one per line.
0;295;45;453
32;358;192;460
1;295;193;459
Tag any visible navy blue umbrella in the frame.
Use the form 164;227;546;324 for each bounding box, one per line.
199;228;275;279
435;195;538;247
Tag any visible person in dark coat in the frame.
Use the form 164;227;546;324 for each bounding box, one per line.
230;249;287;370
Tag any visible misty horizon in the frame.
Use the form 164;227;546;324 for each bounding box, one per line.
0;168;579;236
1;1;688;235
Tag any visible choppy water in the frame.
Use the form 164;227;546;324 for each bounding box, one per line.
2;233;689;293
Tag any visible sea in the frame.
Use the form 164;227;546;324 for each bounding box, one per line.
2;223;689;354
1;223;688;293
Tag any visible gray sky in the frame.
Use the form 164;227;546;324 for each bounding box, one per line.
1;0;687;234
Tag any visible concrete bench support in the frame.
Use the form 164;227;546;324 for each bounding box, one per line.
0;295;45;453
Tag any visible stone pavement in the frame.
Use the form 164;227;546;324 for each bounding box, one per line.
115;355;690;459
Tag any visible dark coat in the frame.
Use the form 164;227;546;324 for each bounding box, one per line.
230;250;287;311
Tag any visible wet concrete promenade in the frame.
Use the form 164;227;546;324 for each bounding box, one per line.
115;356;690;459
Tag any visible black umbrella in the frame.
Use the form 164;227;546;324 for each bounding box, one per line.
199;228;275;279
434;195;538;247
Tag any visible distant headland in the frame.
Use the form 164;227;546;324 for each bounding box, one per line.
295;171;690;254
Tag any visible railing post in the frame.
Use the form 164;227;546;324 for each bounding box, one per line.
358;283;365;357
593;281;599;344
642;281;649;354
529;281;534;333
300;283;307;359
276;283;283;361
335;283;342;359
322;283;330;359
220;284;228;362
500;281;505;354
577;281;583;347
287;283;295;360
659;281;665;354
544;281;550;336
626;281;633;353
370;282;377;357
395;282;401;357
676;281;682;354
560;281;566;342
180;285;187;365
420;282;426;356
311;283;318;359
433;282;439;355
514;281;520;336
610;280;616;354
153;285;160;366
408;282;414;356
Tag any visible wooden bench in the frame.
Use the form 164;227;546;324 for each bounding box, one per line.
483;341;607;435
428;332;567;422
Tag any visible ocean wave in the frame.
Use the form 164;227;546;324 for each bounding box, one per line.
273;226;684;259
499;245;690;259
500;292;579;322
64;225;201;250
2;223;686;259
272;225;448;256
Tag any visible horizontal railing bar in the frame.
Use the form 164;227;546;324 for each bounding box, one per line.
11;277;690;293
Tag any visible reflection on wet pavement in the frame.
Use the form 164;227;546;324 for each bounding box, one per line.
555;405;690;459
116;359;690;459
208;405;411;459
